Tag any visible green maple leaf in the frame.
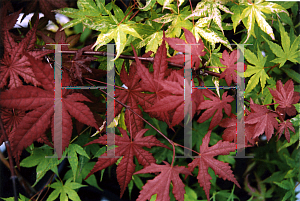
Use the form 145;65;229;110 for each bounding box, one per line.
244;45;269;94
92;3;143;60
58;0;142;60
67;144;90;181
191;17;232;50
56;0;113;32
262;20;300;68
134;9;164;54
47;178;86;201
185;0;233;35
238;0;288;43
153;6;193;38
20;145;66;186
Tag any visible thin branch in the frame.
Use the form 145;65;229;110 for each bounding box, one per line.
118;0;138;25
189;0;194;26
0;111;18;201
84;79;177;166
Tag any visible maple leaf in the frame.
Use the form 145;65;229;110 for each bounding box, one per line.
211;50;247;86
219;113;258;146
245;99;279;141
84;127;169;198
0;53;98;163
56;0;114;32
0;19;53;89
165;28;206;69
188;130;240;200
21;0;68;24
197;91;234;130
134;161;191;201
153;6;193;38
0;108;25;145
262;20;300;67
244;45;269;94
66;44;98;84
185;1;233;35
145;70;209;127
114;63;146;137
268;79;300;117
276;119;295;143
237;1;288;43
87;2;142;60
132;37;175;128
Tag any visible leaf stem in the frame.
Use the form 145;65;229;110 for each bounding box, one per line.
174;143;200;155
189;0;194;26
84;77;124;90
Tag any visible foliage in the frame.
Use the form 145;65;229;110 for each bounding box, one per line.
0;0;299;201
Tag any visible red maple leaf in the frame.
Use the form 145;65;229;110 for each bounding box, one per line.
134;161;191;201
114;63;147;137
145;70;210;127
219;113;258;146
0;19;53;89
165;28;206;69
276;119;295;143
268;79;300;117
84;127;169;198
197;91;234;130
0;108;25;145
66;44;98;84
0;53;98;163
188;130;240;200
245;99;279;141
132;37;175;128
217;50;246;86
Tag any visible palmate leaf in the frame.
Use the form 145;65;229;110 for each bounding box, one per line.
188;130;240;200
185;0;233;35
92;3;142;60
0;54;98;164
47;178;86;201
164;28;206;69
84;128;169;198
153;6;193;38
56;0;112;31
20;145;66;186
244;45;269;94
268;79;300;117
134;10;164;54
238;0;288;43
58;0;142;60
245;99;279;141
134;161;192;201
191;19;232;51
0;19;53;89
262;20;300;68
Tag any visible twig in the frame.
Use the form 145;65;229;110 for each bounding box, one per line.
0;111;18;201
118;0;138;25
189;0;194;26
84;79;177;167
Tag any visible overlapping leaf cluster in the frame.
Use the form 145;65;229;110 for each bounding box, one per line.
0;0;299;201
